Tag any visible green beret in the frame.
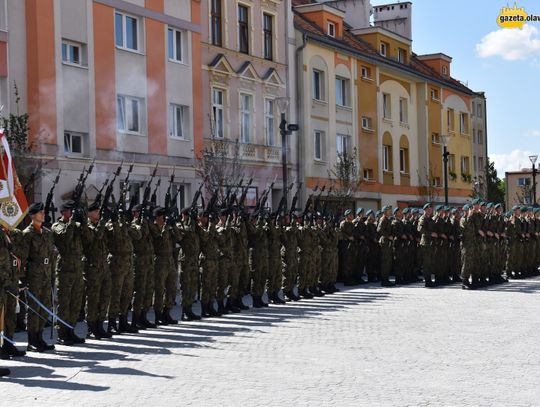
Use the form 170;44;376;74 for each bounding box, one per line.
422;203;431;210
486;202;493;209
402;207;409;214
511;205;520;211
344;209;353;216
88;201;100;212
435;205;443;211
28;202;44;215
494;203;502;209
451;208;458;214
382;205;392;212
411;208;418;214
521;206;528;212
472;198;480;205
392;207;400;214
462;204;471;210
366;209;374;216
356;208;364;215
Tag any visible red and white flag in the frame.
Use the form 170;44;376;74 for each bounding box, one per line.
0;128;28;228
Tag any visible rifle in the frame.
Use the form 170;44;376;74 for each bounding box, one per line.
100;161;123;220
322;186;334;218
140;163;159;219
23;164;40;195
190;176;208;219
289;182;302;218
238;177;253;210
44;169;61;227
302;184;319;219
313;185;326;214
150;178;161;206
94;178;110;207
72;158;95;205
276;182;294;217
118;161;134;218
164;166;176;211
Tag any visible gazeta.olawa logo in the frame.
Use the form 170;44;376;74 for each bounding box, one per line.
497;4;540;29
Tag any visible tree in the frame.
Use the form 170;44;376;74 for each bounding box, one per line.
417;163;441;203
327;147;360;198
485;159;505;204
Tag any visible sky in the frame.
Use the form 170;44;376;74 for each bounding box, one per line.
371;0;540;176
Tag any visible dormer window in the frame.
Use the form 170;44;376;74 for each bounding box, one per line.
398;48;406;64
327;22;336;37
442;65;448;75
380;42;387;57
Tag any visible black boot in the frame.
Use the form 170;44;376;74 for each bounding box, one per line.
217;300;229;315
299;288;313;299
452;275;462;283
0;367;10;376
163;308;178;324
154;310;168;326
57;327;74;346
108;316;120;334
252;296;264;308
1;340;26;358
207;303;221;317
235;298;249;310
70;328;86;344
201;304;212;318
284;291;296;301
270;292;286;304
183;306;202;321
226;300;241;313
381;279;395;287
97;321;113;338
87;321;102;340
329;283;340;293
140;310;157;328
119;315;138;333
131;312;145;330
310;286;325;297
27;332;46;352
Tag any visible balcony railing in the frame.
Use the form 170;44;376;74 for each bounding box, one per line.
203;138;282;163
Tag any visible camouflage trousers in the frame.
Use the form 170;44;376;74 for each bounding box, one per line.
460;242;478;282
311;247;321;287
320;249;334;286
108;254;134;317
250;251;269;297
379;241;392;282
420;244;433;282
201;257;218;306
282;251;298;293
180;258;199;307
267;250;282;294
366;243;379;280
84;260;111;323
217;256;230;302
154;255;175;312
132;254;153;313
298;250;313;290
343;242;356;282
26;271;51;334
236;250;251;296
355;243;367;281
4;274;18;338
227;256;241;301
57;257;85;327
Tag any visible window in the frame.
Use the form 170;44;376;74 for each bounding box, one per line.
478;156;485;170
460;156;470;174
167;28;184;62
314;130;325;161
238;5;249;54
169;104;189;139
240;93;252;143
361;66;372;79
61;41;81;65
430;88;439;101
126;182;141;205
460;112;468;134
115;12;139;51
473;155;477;172
472;103;476;117
171;184;186;210
472;128;476;143
64;132;84;155
398;48;406;63
442;65;448;75
477;103;482;117
380;42;387;57
399;148;408;173
312;69;325;101
433;177;442;187
327;22;335;37
477;130;483;144
117;95;142;134
263;13;273;61
383;93;391;119
447;109;454;132
212;88;224;138
383;145;392;171
336;134;349;157
448;154;456;172
264;98;275;146
431;133;440;144
336;77;349;107
363;169;374;180
518;177;531;186
399;97;408;123
211;0;222;46
362;116;373;130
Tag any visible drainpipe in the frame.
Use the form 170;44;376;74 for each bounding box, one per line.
295;32;308;204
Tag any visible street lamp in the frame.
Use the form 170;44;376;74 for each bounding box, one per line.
275;96;299;210
529;154;538;205
440;134;450;206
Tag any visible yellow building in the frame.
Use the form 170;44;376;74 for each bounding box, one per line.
293;0;478;208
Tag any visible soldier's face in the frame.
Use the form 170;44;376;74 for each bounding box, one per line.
425;208;433;217
61;209;72;219
33;210;45;224
346;214;353;221
155;215;165;224
88;209;100;223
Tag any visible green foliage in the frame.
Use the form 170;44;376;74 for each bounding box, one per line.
327;147;359;198
486;159;505;204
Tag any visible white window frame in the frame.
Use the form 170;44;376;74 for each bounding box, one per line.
399;147;408;174
447;109;454;132
314;130;325;161
336;134;349;157
117;95;143;135
362;116;373;130
363;169;374;181
518;177;531;187
61;40;82;66
460;112;468;134
431;133;440;144
335;76;349;107
448;154;456;172
361;66;371;80
327;22;336;37
477;130;483;144
430;88;439;101
383;145;391;171
398;48;406;63
477;103;482;117
167;27;184;63
115;11;140;52
399;97;408;124
64;131;84;155
312;69;325;101
264;98;275;146
383;93;391;119
237;4;250;54
380;42;387;57
473;155;477;172
262;12;274;61
239;92;253;143
211;88;225;139
169;103;189;140
460;156;469;174
442;65;448;75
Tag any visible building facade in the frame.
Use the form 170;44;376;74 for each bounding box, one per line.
471;91;488;198
4;0;202;209
505;169;538;209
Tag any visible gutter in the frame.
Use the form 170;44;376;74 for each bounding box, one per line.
295;32;308;204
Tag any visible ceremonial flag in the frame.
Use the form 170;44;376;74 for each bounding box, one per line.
0;128;28;228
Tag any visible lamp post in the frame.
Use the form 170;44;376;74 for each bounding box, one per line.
275;97;299;210
440;134;450;206
529;155;538;205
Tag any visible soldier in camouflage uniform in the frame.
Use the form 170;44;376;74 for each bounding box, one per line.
365;210;380;283
247;214;270;307
267;214;285;304
215;209;236;314
106;209;141;333
0;222;14;375
449;208;462;283
234;212;251;301
131;204;156;329
339;209;355;286
52;200;89;345
506;206;523;279
431;206;449;285
198;212;220;317
461;203;479;289
149;207;182;324
377;205;395;287
353;209;368;284
1;225;27;357
391;207;408;285
320;216;339;293
418;203;436;287
177;208;202;320
84;201;113;339
281;214;300;301
310;214;324;296
23;202;56;352
298;215;315;298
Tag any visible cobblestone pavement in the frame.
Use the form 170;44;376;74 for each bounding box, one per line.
2;278;540;406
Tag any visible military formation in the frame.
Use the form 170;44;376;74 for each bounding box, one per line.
1;162;540;378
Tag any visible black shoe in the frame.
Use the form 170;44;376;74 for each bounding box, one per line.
424;280;435;288
108;316;120;334
225;300;241;313
452;275;462;283
343;280;357;286
310;286;324;297
70;328;86;344
252;296;264;308
381;280;395;287
163;308;179;324
284;291;296;301
183;306;202;321
270;292;286;304
299;289;313;299
235;298;249;310
329;284;340;293
1;340;26;358
97;321;113;338
154;310;169;326
118;315;139;333
27;332;45;352
0;367;10;376
207;304;221;317
394;277;405;285
217;300;229;315
462;282;476;290
57;330;74;346
87;321;102;340
140;310;157;328
201;304;212;318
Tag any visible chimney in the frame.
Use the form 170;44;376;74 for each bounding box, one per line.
373;1;412;40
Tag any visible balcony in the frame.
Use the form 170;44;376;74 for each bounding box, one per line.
203;138;282;163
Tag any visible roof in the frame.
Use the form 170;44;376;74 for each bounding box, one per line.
293;5;477;96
